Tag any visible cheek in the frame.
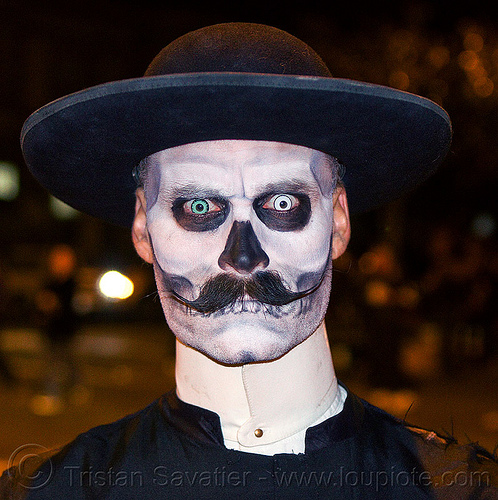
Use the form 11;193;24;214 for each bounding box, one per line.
147;207;229;280
253;204;334;276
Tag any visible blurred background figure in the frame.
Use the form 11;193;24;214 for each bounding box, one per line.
0;262;16;388
0;356;14;387
420;225;495;373
359;241;418;390
30;244;82;415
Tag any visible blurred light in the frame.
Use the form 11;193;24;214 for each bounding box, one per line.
470;65;487;79
399;323;442;380
365;280;391;306
110;364;134;386
472;77;494;97
98;270;134;299
0;161;20;201
1;328;44;353
427;46;450;69
72;291;96;315
330;343;353;372
358;251;379;274
368;388;418;417
481;411;498;432
29;394;64;416
458;50;479;71
471;213;496;238
463;32;484;52
49;195;79;220
78;334;128;357
388;70;410;90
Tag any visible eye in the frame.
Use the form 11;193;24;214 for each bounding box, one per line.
172;197;228;232
184;198;220;215
263;194;300;212
254;192;311;232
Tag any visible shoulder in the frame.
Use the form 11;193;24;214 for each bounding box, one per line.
0;396;169;498
356;395;498;498
407;425;498;499
54;394;167;459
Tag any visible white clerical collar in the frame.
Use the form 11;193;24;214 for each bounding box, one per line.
175;321;345;455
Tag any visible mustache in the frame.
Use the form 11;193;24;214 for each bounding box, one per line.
169;271;323;315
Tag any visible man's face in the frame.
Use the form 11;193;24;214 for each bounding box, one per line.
133;140;350;364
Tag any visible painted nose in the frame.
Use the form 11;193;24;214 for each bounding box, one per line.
218;221;270;274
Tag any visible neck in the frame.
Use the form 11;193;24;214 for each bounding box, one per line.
175;321;343;455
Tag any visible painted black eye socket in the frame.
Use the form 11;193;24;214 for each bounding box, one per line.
172;197;229;232
253;192;311;231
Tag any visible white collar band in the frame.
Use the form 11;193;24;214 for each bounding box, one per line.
175;321;344;454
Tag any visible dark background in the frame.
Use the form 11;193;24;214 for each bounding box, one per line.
0;0;497;352
0;0;497;464
1;1;497;259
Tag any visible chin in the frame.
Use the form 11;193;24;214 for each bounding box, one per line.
178;318;314;365
163;283;331;365
193;338;295;365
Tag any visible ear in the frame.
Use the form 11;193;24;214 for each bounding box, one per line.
132;188;154;264
331;186;351;260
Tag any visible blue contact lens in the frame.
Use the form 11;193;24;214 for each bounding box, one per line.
191;199;209;214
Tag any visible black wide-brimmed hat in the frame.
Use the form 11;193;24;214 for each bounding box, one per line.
21;22;451;227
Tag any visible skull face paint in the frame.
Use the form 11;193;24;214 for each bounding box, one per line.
137;140;342;364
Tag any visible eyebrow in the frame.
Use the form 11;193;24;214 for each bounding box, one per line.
159;183;225;202
159;178;319;203
255;179;319;197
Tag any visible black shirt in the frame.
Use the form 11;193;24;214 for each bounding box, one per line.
1;386;497;499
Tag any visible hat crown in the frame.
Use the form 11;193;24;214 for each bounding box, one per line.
145;23;332;77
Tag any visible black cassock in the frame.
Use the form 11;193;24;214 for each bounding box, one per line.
2;384;497;499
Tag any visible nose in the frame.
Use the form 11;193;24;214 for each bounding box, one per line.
218;221;269;274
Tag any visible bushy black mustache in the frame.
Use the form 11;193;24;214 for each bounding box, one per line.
170;271;321;315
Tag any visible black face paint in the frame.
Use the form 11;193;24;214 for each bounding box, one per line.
296;270;325;292
218;221;270;274
159;274;195;298
172;197;229;232
253;192;311;231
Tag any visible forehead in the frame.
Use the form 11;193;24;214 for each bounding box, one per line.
146;140;331;190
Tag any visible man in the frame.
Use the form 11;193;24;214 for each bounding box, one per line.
2;22;497;499
32;244;80;415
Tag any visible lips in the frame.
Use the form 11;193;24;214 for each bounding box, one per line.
182;295;308;319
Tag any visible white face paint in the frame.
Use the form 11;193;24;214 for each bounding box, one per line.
142;140;337;364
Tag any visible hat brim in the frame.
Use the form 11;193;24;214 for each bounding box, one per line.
21;73;452;227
